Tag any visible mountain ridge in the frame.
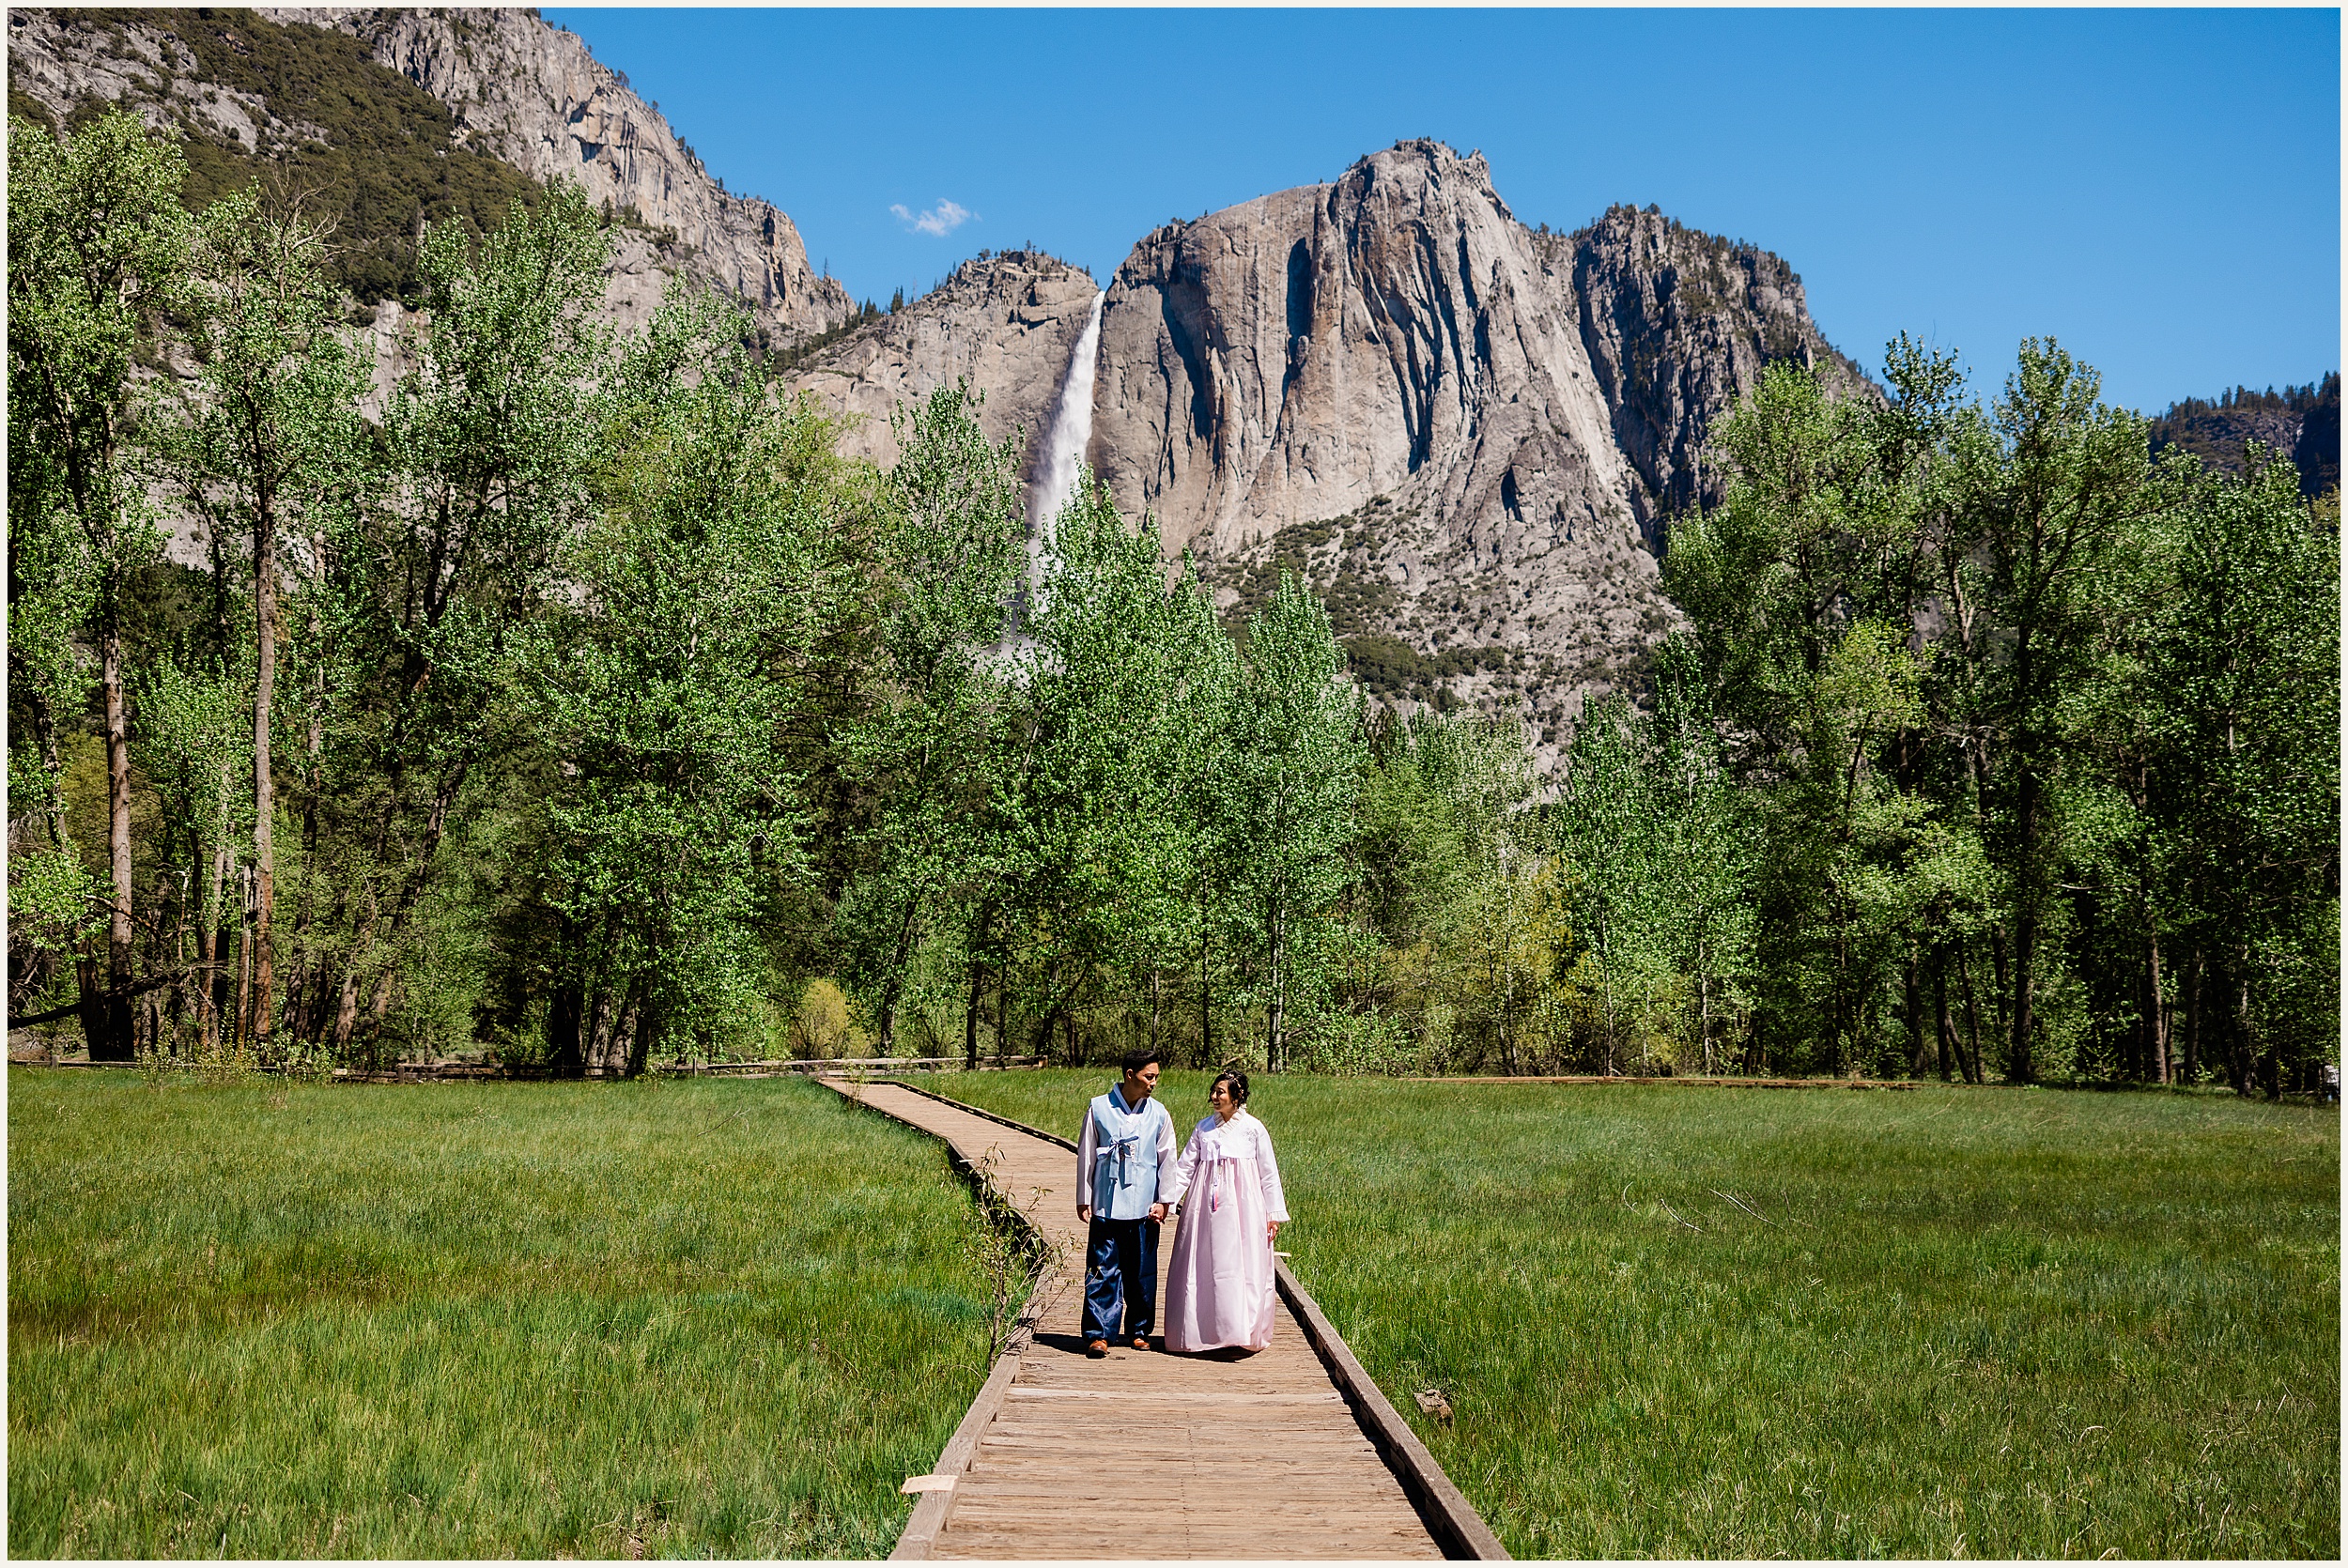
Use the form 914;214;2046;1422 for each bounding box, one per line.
11;9;1879;751
8;5;853;346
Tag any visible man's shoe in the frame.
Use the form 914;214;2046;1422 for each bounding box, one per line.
1132;1336;1151;1351
1085;1340;1108;1359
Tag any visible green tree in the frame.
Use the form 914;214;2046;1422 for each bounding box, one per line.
1954;341;2171;1080
1347;712;1544;1070
1554;693;1670;1074
128;653;252;1052
165;185;369;1055
834;383;1024;1055
310;184;611;1053
1209;572;1363;1069
1664;350;1949;1074
7;109;193;1055
2145;453;2339;1094
999;475;1228;1063
530;287;844;1073
1645;635;1761;1074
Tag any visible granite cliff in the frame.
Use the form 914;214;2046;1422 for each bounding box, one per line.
787;250;1101;484
2147;374;2340;498
12;9;1867;744
787;144;1861;747
8;6;851;346
1083;141;1864;748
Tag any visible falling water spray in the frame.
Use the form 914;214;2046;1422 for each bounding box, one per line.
1026;287;1107;592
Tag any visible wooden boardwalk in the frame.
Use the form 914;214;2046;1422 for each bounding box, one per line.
826;1079;1504;1561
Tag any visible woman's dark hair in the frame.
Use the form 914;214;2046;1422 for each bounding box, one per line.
1210;1069;1250;1107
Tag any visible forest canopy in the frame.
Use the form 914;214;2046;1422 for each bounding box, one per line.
8;112;2339;1095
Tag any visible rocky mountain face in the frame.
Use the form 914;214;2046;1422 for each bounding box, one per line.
15;7;1862;748
787;250;1100;482
1083;141;1862;750
2148;374;2340;498
259;7;850;344
787;144;1860;749
1566;204;1873;530
8;6;851;346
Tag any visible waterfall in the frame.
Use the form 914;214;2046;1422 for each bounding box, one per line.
1027;287;1107;577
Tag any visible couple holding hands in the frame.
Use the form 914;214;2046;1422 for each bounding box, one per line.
1073;1052;1288;1357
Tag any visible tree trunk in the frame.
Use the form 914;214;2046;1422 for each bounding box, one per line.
2229;954;2256;1098
1698;964;1713;1077
1265;905;1285;1072
585;984;615;1076
1933;953;1956;1083
1029;998;1061;1064
995;970;1008;1068
93;613;136;1060
282;694;326;1048
2181;946;2201;1084
200;836;229;1052
1957;939;1985;1084
1903;947;1930;1079
964;961;981;1071
331;877;375;1060
2146;925;2170;1084
1600;927;1617;1076
1831;910;1850;1078
206;758;236;1045
2008;901;2037;1084
168;859;194;1050
24;685;70;851
622;990;650;1078
251;497;278;1055
233;864;255;1052
548;981;583;1074
1986;925;2011;1073
353;763;470;1056
1501;949;1517;1078
363;961;397;1050
874;895;920;1057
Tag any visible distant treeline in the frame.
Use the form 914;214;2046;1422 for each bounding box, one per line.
9;111;2339;1093
2147;372;2339;495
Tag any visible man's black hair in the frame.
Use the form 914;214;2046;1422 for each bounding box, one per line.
1120;1049;1164;1075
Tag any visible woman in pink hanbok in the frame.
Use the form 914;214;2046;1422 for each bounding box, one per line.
1163;1070;1289;1354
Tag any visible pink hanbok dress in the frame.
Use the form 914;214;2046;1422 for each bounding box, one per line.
1163;1108;1290;1353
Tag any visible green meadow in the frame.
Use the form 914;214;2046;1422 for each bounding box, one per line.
9;1068;2334;1559
7;1071;992;1559
935;1070;2340;1559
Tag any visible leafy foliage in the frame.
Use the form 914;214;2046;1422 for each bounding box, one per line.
57;6;545;304
5;108;2332;1096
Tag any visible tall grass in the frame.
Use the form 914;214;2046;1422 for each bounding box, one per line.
8;1072;994;1558
933;1071;2340;1558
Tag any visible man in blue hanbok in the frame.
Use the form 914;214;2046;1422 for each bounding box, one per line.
1074;1050;1179;1357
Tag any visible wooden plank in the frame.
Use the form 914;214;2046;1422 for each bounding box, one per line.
812;1079;1066;1562
1275;1257;1510;1561
834;1077;1503;1561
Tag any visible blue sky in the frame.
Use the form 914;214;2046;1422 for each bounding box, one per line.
541;7;2340;413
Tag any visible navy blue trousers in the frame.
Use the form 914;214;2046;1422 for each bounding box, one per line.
1081;1216;1161;1343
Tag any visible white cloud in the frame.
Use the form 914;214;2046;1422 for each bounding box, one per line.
889;198;973;238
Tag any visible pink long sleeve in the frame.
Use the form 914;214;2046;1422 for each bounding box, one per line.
1166;1119;1203;1208
1254;1118;1289;1222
